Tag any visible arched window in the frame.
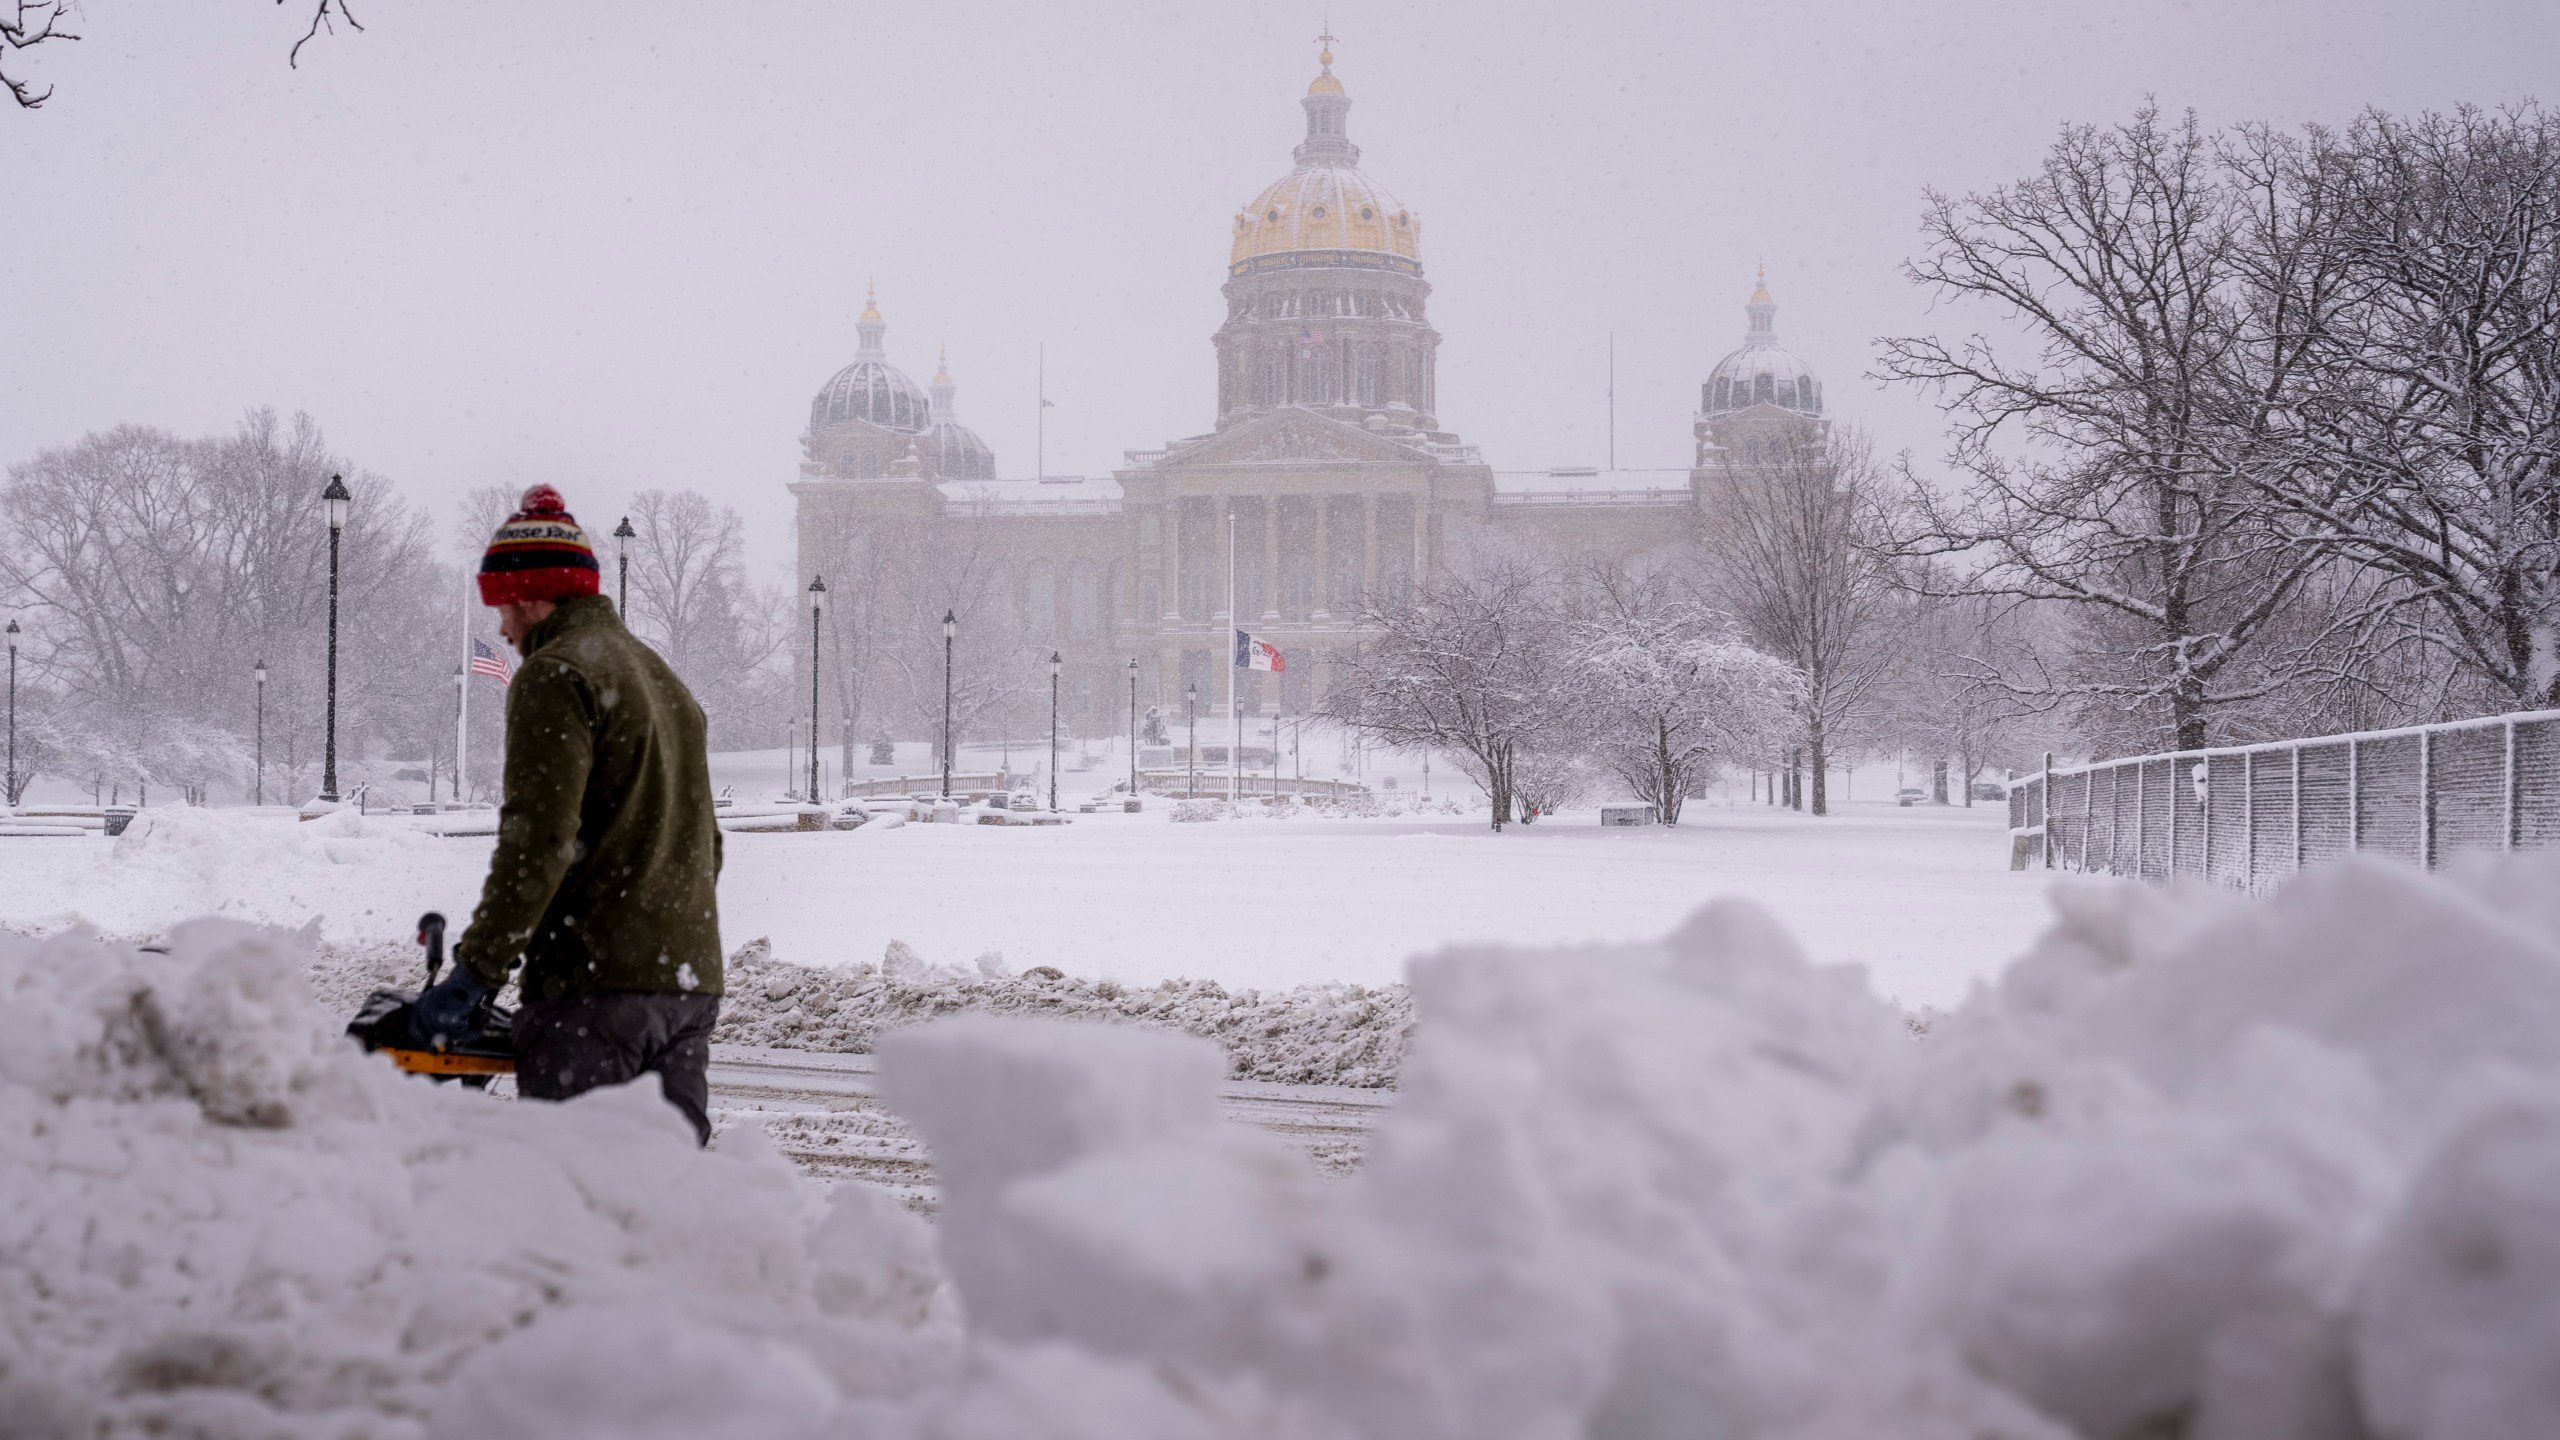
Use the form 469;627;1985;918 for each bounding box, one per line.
1263;348;1285;406
1355;347;1382;407
1754;373;1775;406
1777;377;1797;409
860;452;880;478
1306;352;1331;405
1744;438;1761;465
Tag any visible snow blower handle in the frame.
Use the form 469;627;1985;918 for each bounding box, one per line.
416;912;448;986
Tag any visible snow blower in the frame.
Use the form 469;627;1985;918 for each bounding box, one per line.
344;912;516;1087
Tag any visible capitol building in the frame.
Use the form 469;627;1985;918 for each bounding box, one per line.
791;41;1832;745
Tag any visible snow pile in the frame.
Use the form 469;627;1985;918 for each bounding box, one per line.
0;920;958;1439
15;854;2560;1436
872;856;2560;1439
715;938;1413;1088
4;803;485;946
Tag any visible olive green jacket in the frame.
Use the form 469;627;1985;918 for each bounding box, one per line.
456;595;725;1002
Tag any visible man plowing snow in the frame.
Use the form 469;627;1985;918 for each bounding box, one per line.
412;485;726;1143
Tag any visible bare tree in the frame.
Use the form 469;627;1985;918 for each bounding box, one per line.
1701;428;1902;814
2232;105;2560;710
1574;563;1800;824
1878;106;2330;751
1;411;447;801
5;2;359;110
625;488;787;750
1888;589;2063;804
1;1;74;109
1322;545;1573;831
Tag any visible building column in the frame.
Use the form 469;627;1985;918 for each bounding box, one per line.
1262;496;1282;622
1213;502;1232;624
1161;503;1182;621
1361;493;1380;605
1312;500;1332;623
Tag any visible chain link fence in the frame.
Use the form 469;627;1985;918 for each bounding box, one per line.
2007;710;2560;890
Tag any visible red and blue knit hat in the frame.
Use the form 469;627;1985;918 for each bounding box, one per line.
477;485;602;605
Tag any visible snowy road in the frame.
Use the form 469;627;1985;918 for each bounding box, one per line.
707;1043;1386;1211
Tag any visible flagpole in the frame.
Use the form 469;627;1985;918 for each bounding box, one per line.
1226;509;1238;803
454;570;472;806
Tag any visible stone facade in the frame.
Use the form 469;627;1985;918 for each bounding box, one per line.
790;43;1832;754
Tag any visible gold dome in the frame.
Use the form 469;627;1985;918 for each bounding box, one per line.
860;279;882;323
1229;35;1420;270
1231;167;1417;265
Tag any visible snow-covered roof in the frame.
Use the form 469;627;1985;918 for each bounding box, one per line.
937;476;1124;516
1490;468;1693;508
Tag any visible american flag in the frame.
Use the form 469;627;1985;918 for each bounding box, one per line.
469;638;513;686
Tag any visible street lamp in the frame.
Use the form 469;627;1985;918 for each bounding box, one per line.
613;515;636;616
319;474;351;804
1186;681;1199;797
941;609;957;799
807;575;826;803
1127;656;1139;801
1049;651;1063;812
5;619;18;811
253;658;268;806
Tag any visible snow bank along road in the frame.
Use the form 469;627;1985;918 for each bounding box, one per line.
708;1044;1384;1208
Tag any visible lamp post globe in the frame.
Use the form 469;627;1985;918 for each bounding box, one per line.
613;515;636;616
1048;651;1063;812
319;473;352;804
807;575;826;803
252;658;268;807
940;609;957;800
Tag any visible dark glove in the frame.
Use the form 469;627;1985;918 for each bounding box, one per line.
412;963;495;1051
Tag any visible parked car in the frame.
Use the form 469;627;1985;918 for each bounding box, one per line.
1971;780;2007;802
1896;787;1928;807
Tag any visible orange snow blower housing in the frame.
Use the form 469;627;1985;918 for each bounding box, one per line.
344;913;516;1086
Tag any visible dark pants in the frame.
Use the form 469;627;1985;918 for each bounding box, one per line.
513;991;720;1145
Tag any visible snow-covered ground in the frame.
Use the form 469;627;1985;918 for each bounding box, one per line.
0;794;2036;1011
7;853;2558;1438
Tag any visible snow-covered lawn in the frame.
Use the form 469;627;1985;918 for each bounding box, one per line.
0;799;2038;1010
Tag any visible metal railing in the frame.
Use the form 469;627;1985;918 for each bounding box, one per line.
2008;708;2560;890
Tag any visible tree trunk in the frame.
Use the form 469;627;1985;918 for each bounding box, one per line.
1656;717;1683;825
1810;720;1830;816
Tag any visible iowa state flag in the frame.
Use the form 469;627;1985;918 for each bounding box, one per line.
1234;629;1285;673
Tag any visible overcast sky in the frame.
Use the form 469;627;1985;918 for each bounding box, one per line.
6;0;2552;575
